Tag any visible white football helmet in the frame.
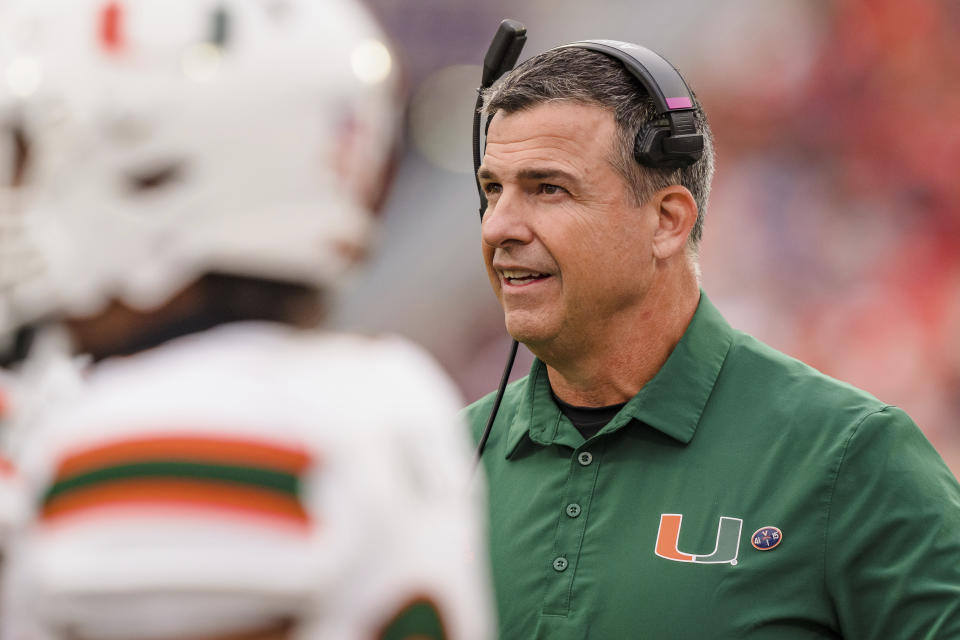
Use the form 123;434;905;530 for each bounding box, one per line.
0;1;43;345
2;0;401;322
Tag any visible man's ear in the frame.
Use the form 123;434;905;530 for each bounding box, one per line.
651;185;697;260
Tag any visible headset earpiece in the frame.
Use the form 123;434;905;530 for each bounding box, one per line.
634;119;671;168
558;40;704;170
635;111;703;169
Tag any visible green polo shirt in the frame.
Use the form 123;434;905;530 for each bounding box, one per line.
465;293;960;639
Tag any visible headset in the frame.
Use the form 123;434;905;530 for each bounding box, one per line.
472;20;704;461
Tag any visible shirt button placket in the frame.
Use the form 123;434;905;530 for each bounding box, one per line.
543;444;604;617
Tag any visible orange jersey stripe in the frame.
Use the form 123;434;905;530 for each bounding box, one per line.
42;477;311;526
55;434;313;480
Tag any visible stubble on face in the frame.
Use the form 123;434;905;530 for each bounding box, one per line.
479;103;656;361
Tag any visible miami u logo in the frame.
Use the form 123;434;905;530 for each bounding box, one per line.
655;513;743;565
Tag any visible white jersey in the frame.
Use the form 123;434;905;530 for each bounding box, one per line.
2;323;493;640
0;367;16;438
0;369;27;548
0;327;86;458
0;453;23;550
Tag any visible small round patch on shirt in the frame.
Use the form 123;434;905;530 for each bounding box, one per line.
751;526;782;551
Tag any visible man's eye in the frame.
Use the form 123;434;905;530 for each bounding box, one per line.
484;183;502;196
539;184;566;195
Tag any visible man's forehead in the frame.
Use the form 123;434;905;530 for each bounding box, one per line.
481;102;616;176
487;101;615;142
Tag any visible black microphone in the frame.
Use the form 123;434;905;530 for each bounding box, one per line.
481;19;527;88
473;20;526;464
474;19;527;220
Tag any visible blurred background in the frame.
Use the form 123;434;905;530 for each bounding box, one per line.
329;0;960;472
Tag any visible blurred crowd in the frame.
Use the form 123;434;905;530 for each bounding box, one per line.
701;0;960;469
335;0;960;472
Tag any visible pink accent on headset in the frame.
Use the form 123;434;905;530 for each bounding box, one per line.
666;97;693;110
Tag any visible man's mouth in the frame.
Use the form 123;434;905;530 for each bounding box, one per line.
501;269;551;286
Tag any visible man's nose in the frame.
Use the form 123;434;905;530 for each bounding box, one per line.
481;189;534;248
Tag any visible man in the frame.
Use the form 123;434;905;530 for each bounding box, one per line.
0;1;493;638
466;44;960;638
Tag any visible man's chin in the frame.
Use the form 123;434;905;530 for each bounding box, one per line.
504;314;555;349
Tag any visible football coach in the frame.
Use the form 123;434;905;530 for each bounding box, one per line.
465;39;960;639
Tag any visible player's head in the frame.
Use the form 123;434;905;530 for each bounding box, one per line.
481;46;714;254
0;0;400;332
0;3;40;357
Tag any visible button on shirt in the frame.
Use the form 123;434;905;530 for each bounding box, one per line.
464;293;960;639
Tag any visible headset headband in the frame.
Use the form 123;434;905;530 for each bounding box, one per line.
558;40;695;113
556;39;704;169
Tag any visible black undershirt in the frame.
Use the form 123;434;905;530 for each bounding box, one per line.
551;390;626;441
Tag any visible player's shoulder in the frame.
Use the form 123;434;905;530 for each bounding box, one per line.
292;328;465;414
17;324;465;478
85;323;462;432
89;323;452;392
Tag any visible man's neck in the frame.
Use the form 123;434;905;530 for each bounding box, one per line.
541;271;700;407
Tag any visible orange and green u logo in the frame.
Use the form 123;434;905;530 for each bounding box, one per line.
655;513;743;565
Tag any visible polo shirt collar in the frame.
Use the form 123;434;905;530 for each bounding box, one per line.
503;292;733;458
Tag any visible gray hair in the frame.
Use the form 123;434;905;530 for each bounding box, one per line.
481;46;715;253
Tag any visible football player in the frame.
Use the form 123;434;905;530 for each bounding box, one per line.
0;1;493;638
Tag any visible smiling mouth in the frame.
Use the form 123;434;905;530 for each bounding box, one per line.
501;269;551;286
